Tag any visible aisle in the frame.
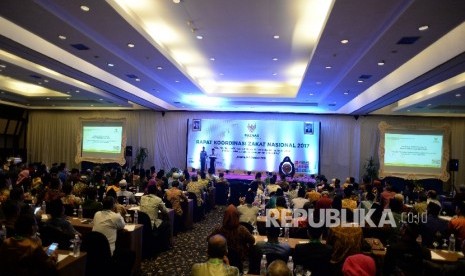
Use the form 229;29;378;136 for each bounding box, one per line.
141;206;226;275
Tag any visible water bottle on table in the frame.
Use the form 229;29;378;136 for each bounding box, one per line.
449;234;456;252
287;256;294;274
78;205;83;219
260;254;267;276
73;234;81;257
134;210;139;224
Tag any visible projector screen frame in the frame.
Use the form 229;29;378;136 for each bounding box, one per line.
378;121;450;181
75;118;127;165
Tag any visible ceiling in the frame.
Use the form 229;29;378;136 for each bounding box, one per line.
0;0;464;116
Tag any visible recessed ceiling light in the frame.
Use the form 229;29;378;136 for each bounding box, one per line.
58;35;67;40
341;39;349;44
418;25;429;31
316;81;322;85
75;90;80;93
90;104;94;107
80;5;90;12
455;93;461;97
37;82;42;85
66;98;70;100
272;73;278;76
135;78;140;82
407;110;410;112
66;91;71;94
377;61;385;66
343;92;349;95
46;97;50;100
273;35;280;39
272;58;278;61
44;79;49;83
127;43;135;48
173;0;181;3
427;103;432;106
0;64;6;68
219;73;224;76
309;93;314;96
175;80;180;83
99;99;103;101
357;80;364;83
325;66;332;69
51;104;55;107
196;35;203;40
209;58;215;61
107;63;114;67
156;66;163;70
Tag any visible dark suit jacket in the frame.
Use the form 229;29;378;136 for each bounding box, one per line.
294;241;333;276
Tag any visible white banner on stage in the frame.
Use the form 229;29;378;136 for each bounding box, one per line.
186;119;320;174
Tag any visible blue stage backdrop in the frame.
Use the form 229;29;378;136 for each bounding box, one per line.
186;119;320;174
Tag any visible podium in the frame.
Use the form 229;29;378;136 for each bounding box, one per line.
209;156;217;172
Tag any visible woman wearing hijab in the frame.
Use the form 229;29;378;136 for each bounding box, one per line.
209;204;255;272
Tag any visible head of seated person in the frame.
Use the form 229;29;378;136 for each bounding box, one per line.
119;180;128;190
48;198;65;219
266;259;291;276
62;183;73;196
245;192;255;205
265;225;281;241
276;196;287;208
297;188;306;198
106;189;117;200
207;234;228;259
307;225;323;241
85;186;99;201
275;188;284;197
102;196;116;211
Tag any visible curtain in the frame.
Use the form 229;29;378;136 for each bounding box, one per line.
27;110;465;190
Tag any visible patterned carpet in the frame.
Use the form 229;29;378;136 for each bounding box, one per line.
141;206;226;276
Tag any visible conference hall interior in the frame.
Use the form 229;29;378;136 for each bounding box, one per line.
1;0;465;275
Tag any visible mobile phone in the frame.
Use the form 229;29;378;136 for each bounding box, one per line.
46;243;58;256
34;206;41;215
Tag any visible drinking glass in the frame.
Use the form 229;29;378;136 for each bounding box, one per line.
242;260;249;275
433;241;439;250
295;265;304;276
73;209;77;217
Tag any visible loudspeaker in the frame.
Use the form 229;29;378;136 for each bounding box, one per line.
125;146;133;157
449;159;459;171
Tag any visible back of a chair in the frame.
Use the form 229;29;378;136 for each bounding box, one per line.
117;196;127;205
81;231;113;276
137;211;158;258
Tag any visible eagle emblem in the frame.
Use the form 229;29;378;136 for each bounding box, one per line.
247;123;256;133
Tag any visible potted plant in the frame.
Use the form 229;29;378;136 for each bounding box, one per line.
135;147;148;170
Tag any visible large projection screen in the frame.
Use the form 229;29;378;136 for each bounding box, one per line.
186;119;320;174
75;118;127;165
378;121;450;181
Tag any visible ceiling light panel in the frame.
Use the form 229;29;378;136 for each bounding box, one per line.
109;0;334;98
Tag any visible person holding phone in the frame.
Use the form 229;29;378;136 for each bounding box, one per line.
0;214;58;275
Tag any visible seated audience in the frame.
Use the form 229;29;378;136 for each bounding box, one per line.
413;192;428;215
92;196;125;255
384;222;431;275
81;186;103;216
191;234;240;276
291;188;309;209
60;183;82;207
0;214;58;276
249;226;291;274
449;200;465;249
209;204;255;272
294;226;333;276
43;198;80;238
105;189;127;217
140;185;172;249
165;180;188;234
1;199;20;238
237;192;260;226
326;213;363;272
380;184;396;209
116;179;136;205
419;202;448;248
342;254;376;276
266;259;291;276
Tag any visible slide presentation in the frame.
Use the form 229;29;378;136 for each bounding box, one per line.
76;120;126;165
378;121;450;181
384;133;443;168
186;119;320;174
82;126;123;154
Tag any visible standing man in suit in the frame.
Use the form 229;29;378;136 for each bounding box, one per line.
200;147;208;173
